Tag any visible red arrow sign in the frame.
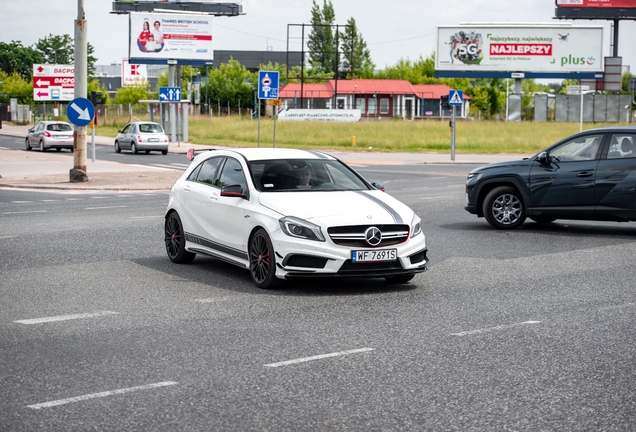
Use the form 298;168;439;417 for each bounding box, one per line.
37;91;49;97
33;76;74;89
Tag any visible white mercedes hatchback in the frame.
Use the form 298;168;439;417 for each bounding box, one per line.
165;148;429;288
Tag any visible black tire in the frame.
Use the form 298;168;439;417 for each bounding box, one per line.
145;150;150;154
483;186;526;229
249;229;280;289
529;216;557;224
25;139;31;151
56;148;61;152
385;274;415;283
39;140;46;152
161;149;168;155
131;142;138;154
114;141;121;153
165;212;196;264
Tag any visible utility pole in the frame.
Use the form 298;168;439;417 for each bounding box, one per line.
71;0;88;182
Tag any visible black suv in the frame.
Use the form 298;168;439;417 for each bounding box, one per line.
465;126;636;229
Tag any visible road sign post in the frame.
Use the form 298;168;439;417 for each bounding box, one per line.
448;90;463;162
72;0;88;182
257;71;280;147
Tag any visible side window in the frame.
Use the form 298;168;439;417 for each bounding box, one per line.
549;134;603;162
129;124;137;134
36;123;44;132
607;134;635;159
186;162;204;182
215;158;247;190
195;157;224;185
121;124;130;134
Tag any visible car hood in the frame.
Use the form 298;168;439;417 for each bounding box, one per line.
258;190;414;226
470;157;532;174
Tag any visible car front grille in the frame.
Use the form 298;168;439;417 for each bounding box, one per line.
327;224;410;247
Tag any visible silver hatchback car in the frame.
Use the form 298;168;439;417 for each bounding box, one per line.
25;121;74;152
114;122;169;155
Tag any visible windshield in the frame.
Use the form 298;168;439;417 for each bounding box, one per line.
138;123;164;133
47;123;72;132
249;159;370;192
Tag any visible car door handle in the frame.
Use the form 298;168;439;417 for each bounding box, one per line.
210;194;218;200
183;185;190;192
576;172;593;178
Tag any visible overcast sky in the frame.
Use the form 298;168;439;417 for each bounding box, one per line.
1;0;635;75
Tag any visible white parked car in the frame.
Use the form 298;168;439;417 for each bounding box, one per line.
165;148;429;288
114;122;169;155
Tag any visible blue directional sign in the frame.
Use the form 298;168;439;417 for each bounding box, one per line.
66;97;95;127
159;86;182;102
448;90;463;106
258;71;279;100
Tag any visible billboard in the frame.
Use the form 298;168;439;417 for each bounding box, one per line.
129;12;213;62
436;25;603;73
122;60;148;87
556;0;636;7
32;64;74;101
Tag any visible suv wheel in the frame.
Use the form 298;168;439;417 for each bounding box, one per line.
25;139;31;151
483;186;526;229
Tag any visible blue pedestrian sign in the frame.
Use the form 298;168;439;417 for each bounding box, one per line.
66;97;95;127
159;86;181;102
448;90;463;106
258;71;279;100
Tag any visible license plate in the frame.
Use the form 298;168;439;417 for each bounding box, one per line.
148;138;159;142
351;249;397;262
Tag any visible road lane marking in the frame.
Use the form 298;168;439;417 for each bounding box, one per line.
264;348;374;368
150;164;186;171
90;196;108;199
451;321;542;336
2;210;46;215
65;198;83;201
12;201;33;203
598;302;635;311
14;311;119;325
194;297;230;303
84;205;127;210
27;381;178;410
0;235;15;239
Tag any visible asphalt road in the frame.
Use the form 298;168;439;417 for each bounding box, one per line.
0;135;192;172
1;163;635;431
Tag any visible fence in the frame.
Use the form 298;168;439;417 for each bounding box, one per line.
534;93;633;123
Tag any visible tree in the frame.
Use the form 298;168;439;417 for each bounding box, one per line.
0;71;33;104
35;34;98;77
203;59;254;111
0;41;44;80
307;0;336;73
113;82;150;105
339;17;374;78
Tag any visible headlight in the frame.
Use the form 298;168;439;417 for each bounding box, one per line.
279;216;325;242
410;214;422;238
467;172;481;180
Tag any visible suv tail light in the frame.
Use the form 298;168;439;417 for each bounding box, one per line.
137;136;142;142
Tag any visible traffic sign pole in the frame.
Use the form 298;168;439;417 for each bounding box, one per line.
72;0;88;182
451;106;456;162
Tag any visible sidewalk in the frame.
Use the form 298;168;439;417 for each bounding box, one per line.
0;123;529;191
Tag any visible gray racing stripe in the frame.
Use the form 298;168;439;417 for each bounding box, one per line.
354;191;403;223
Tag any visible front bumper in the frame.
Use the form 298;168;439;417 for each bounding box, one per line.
272;232;429;280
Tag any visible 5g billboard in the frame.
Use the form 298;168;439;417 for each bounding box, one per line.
435;25;603;73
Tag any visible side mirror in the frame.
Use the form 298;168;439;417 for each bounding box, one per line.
117;130;123;133
371;182;385;192
221;184;248;199
537;151;548;164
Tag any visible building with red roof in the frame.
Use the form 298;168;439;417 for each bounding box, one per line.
278;79;470;119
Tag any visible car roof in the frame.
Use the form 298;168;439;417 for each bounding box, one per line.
581;126;636;133
40;121;71;125
204;148;337;162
